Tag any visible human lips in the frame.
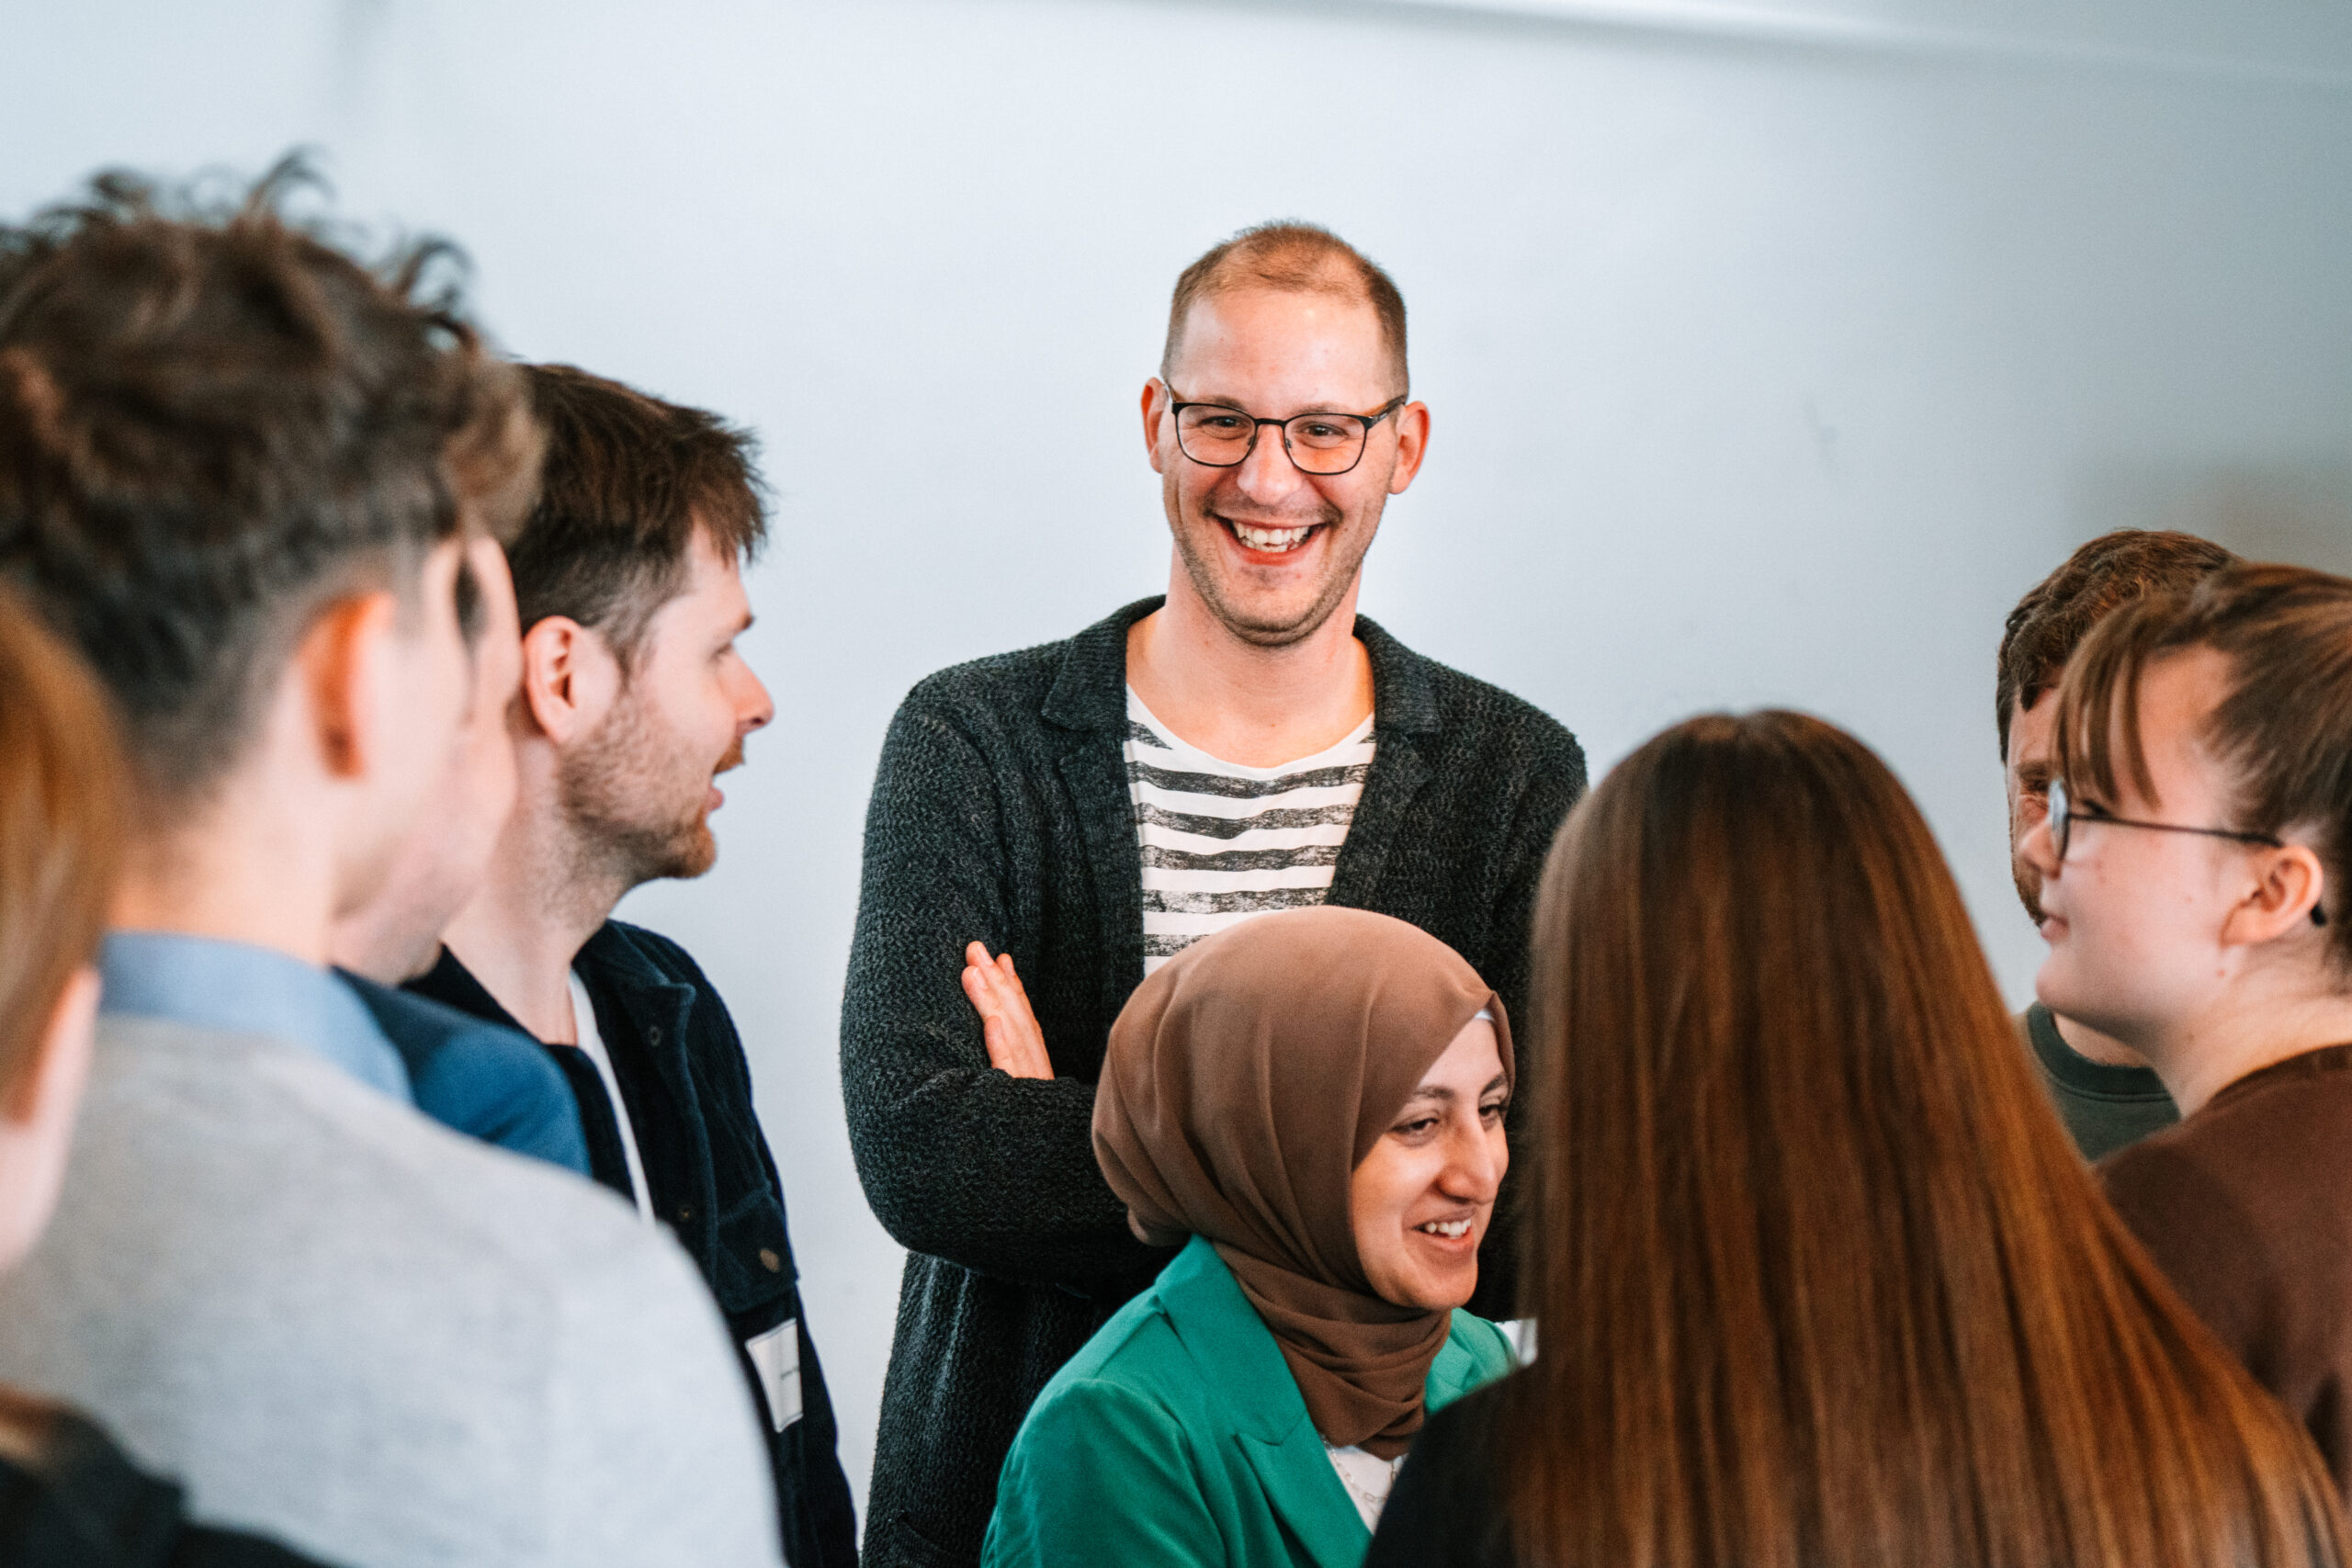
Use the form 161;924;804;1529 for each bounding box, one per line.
1409;1212;1480;1248
2036;891;2071;943
1216;513;1326;562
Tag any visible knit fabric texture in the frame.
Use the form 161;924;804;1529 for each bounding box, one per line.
841;596;1586;1568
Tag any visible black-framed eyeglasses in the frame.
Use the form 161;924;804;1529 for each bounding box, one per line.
1165;385;1408;477
2048;778;2327;927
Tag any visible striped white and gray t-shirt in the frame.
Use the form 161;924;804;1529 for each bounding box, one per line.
1125;687;1376;975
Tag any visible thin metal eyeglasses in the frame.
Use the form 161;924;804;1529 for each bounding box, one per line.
2047;777;2327;927
1164;386;1408;477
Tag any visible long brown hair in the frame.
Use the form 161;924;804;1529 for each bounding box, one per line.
1501;709;2343;1568
0;582;123;1110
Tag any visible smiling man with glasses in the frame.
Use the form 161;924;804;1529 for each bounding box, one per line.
841;220;1587;1568
2018;561;2352;1501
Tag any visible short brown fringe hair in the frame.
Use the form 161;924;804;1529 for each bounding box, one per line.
1996;527;2238;760
0;156;541;803
2054;560;2352;968
509;363;767;668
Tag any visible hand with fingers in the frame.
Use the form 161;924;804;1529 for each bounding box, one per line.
961;941;1055;1079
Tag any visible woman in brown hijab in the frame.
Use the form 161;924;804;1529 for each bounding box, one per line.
981;906;1519;1568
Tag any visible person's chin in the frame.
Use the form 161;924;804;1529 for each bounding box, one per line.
2032;949;2105;1030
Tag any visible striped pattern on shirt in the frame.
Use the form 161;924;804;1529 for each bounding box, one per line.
1125;687;1375;974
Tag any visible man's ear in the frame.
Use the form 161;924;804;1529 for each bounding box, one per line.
1386;400;1431;496
1141;378;1171;475
2222;842;2328;951
300;592;402;781
517;615;620;747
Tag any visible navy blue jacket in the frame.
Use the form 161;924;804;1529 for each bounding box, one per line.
338;972;590;1175
410;922;857;1568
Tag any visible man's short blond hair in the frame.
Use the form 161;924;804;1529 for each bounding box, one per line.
1160;221;1408;392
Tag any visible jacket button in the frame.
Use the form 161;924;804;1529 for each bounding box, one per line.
647;1025;662;1044
677;1204;694;1224
759;1248;782;1272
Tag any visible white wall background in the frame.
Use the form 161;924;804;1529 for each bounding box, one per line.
8;0;2351;1517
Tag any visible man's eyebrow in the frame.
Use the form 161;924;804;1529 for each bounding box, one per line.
2016;761;2054;785
1176;392;1393;421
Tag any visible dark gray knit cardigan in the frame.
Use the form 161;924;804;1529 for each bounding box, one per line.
841;598;1586;1568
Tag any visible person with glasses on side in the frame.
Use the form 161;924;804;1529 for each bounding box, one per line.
842;220;1586;1568
1995;529;2238;1159
1367;710;2346;1568
2018;562;2352;1500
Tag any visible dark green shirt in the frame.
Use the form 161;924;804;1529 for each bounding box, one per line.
2020;1002;2177;1162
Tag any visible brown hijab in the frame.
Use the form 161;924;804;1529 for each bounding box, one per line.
1092;906;1513;1459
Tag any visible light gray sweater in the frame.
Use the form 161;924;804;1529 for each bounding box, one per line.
0;1015;783;1567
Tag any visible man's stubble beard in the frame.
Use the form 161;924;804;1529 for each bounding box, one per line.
557;686;739;893
2012;849;2045;928
1170;494;1381;650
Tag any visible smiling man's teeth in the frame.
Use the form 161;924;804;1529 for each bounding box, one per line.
1417;1219;1472;1238
1232;522;1311;552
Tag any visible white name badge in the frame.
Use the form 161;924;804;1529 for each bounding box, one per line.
745;1318;804;1434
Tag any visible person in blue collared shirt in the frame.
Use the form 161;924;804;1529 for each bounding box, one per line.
0;170;780;1567
327;529;589;1177
0;583;334;1568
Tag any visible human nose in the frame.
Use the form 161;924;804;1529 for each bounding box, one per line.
730;657;774;735
2019;809;2062;882
1231;420;1307;503
1441;1115;1505;1206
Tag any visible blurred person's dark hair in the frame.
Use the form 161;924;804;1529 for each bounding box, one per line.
2056;561;2352;972
0;581;122;1110
1996;528;2239;759
1499;708;2345;1568
0;156;541;805
1162;220;1408;392
509;364;767;670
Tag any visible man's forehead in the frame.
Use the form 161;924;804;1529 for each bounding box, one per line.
2008;689;2059;766
1170;286;1394;392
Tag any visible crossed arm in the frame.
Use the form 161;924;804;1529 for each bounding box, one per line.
961;942;1053;1080
840;703;1158;1291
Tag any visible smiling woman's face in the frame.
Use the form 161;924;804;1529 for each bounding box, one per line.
1349;1018;1510;1311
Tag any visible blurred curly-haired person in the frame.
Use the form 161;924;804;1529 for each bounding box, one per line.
0;165;780;1568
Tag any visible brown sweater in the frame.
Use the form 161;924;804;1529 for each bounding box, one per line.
2102;1043;2352;1498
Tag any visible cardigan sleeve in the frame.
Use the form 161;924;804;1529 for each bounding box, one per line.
1468;745;1585;1322
841;698;1160;1291
980;1378;1222;1568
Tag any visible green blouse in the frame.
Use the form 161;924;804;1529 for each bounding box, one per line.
982;1235;1517;1568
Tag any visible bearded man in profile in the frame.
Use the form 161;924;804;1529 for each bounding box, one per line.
411;364;857;1568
